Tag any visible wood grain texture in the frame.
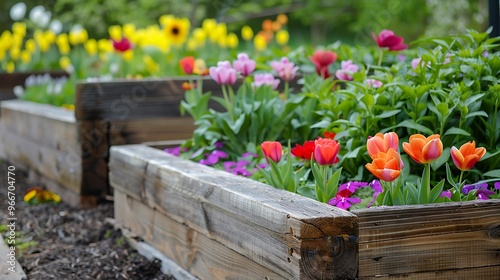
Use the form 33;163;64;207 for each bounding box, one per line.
109;144;358;280
353;201;500;278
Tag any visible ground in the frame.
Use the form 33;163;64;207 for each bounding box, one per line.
0;160;174;280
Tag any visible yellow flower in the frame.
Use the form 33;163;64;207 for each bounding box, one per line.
192;28;206;45
143;56;159;74
69;28;88;45
43;30;56;45
23;189;37;202
162;16;190;46
241;25;254;41
211;23;227;43
186;38;198;51
109;25;122;41
5;61;15;73
25;39;36;53
61;104;75;111
84;39;97;56
225;33;239;48
56;34;70;55
277;13;288;25
98;38;113;53
254;33;267;51
59;56;71;69
276;30;289;45
123;23;136;41
122;49;133;62
1;31;12;49
202;18;217;34
20;50;31;63
193;58;207;75
10;47;20;60
12;22;26;38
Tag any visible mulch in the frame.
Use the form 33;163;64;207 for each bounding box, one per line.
0;160;174;280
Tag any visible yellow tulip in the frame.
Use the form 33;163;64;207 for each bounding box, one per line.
211;23;227;42
241;25;254;41
6;61;15;73
186;37;198;51
143;56;159;74
276;30;289;45
57;34;70;55
1;31;13;49
69;28;88;45
84;39;97;55
59;56;71;69
193;58;207;75
159;14;174;27
109;25;122;41
254;34;267;51
192;28;206;45
202;18;217;35
44;30;56;44
0;50;5;60
20;50;31;63
12;22;27;38
11;34;23;48
10;47;20;60
122;49;133;62
226;33;239;48
98;39;113;53
25;39;36;53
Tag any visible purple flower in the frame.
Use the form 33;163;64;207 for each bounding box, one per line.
209;61;237;85
233;53;256;77
329;189;361;210
241;152;258;158
397;54;406;62
482;51;489;57
164;146;182;156
233;167;252;177
223;161;236;171
365;79;383;88
494;182;500;190
367;180;383;207
335;60;359;81
199;150;228;165
339;181;368;193
252;73;280;89
256;163;269;169
476;188;494;200
462;183;489;195
411;57;425;70
214;141;224;149
440;190;452;199
270;57;299;81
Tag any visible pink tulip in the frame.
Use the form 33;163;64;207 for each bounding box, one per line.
252;73;280;89
335;60;359;81
270;57;299;81
233;53;256;76
209;61;237;85
372;29;408;51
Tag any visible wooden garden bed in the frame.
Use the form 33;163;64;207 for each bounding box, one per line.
109;144;500;279
0;71;69;101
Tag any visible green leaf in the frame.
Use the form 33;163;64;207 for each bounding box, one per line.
445;162;457;187
391;120;434;135
430;179;445;203
483;169;500;177
443;127;471;137
373;109;401;120
325;168;342;199
431;147;450;170
404;182;419;205
465;111;488;119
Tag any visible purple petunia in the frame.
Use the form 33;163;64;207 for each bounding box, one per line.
339;181;369;193
164;146;186;156
440;190;452;199
462;183;489;195
494;182;500;190
329;189;361;210
199;150;228;165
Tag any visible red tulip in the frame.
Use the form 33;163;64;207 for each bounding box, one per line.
365;148;402;182
261;141;282;163
314;138;340;165
111;37;133;52
402;134;443;164
450;141;486;171
323;131;336;139
291;140;315;160
309;50;337;78
180;56;195;75
372;29;408;51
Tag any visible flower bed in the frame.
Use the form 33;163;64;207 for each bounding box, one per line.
109;143;500;279
0;71;68;101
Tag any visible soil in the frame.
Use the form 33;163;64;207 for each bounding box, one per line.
0;160;174;280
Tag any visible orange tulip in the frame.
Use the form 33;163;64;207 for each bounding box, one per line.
367;132;399;158
365;149;402;182
450;141;486;171
261;141;282;163
402;134;443;164
314;138;340;165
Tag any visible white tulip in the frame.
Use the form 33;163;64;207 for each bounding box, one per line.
49;19;63;34
10;2;27;21
29;5;51;28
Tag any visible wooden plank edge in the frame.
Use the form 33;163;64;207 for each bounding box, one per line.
0;236;28;280
358;264;500;279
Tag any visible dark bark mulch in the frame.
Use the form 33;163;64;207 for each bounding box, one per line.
0;160;174;280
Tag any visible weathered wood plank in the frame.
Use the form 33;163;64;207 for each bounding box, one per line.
357;265;500;280
114;191;289;280
109;144;359;279
354;201;500;278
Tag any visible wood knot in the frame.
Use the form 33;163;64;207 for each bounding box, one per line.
488;224;500;238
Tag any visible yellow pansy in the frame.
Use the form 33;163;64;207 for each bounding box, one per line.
122;49;133;62
84;39;97;56
108;25;122;41
20;50;31;63
276;30;289;45
59;56;71;69
6;61;15;73
25;39;36;53
254;33;267;51
12;22;27;38
225;33;239;48
241;25;254;41
162;16;190;46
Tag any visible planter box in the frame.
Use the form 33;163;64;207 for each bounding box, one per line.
0;77;250;207
109;144;500;279
0;71;69;101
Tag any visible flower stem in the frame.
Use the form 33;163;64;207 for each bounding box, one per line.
222;85;234;121
377;49;384;66
284;80;289;100
420;164;431;204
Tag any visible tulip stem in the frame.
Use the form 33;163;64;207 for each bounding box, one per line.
284;81;289;100
377;49;384;66
458;170;464;189
222;85;234;121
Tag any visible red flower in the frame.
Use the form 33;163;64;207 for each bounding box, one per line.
111;37;133;52
291;140;315;160
314;138;340;165
323;131;336;139
261;141;282;163
372;30;408;51
180;56;195;75
309;50;337;78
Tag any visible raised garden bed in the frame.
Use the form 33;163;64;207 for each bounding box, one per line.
109;143;500;279
0;71;69;101
0;77;247;207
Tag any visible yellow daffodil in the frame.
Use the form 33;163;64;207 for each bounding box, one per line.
59;56;71;69
5;61;15;73
12;22;26;38
276;30;289;45
226;33;239;48
162;16;190;46
241;25;254;41
122;49;133;62
84;39;97;55
254;33;267;51
20;50;31;63
108;25;122;41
